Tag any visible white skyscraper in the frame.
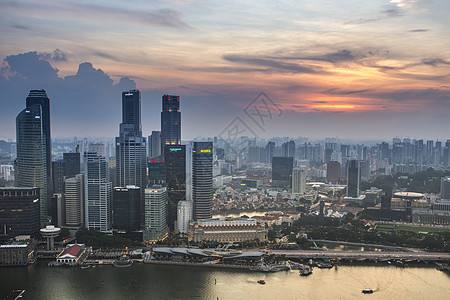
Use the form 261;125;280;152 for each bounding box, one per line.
64;174;84;229
177;200;193;234
292;166;307;195
84;151;112;232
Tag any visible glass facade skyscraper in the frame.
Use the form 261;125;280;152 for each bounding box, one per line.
116;89;147;228
161;94;181;147
192;142;213;220
16;96;50;226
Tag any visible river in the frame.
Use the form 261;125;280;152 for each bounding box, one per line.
1;261;449;299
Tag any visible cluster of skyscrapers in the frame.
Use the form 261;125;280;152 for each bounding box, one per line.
1;89;213;243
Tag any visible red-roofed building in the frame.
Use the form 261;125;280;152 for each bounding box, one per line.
56;244;87;265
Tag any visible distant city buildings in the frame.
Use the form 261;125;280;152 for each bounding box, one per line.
292;166;307;195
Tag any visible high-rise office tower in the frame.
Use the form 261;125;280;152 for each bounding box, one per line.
0;187;40;242
185;143;193;201
63;152;80;178
52;160;64;194
192;142;213;220
113;186;141;232
292;166;307;194
326;161;340;183
346;160;361;197
161;94;181;147
149;131;161;158
25;90;52;189
116;89;147;228
164;145;186;229
272;157;294;188
64;174;84;229
84;151;112;232
144;186;169;242
16;93;51;226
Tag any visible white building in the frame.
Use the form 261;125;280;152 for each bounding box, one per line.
65;174;84;229
292;166;307;195
176;200;193;235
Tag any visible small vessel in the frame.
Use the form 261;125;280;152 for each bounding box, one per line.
113;255;133;267
257;280;266;285
81;264;91;269
299;265;313;276
316;263;333;269
362;289;373;294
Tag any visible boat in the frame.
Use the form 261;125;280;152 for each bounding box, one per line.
257;280;266;285
316;263;333;269
299;265;313;276
113;255;133;267
81;264;91;269
362;289;373;294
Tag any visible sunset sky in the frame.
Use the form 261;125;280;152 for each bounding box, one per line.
0;0;449;140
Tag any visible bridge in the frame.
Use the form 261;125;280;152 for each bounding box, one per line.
266;249;450;261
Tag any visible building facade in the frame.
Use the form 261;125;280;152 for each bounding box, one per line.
64;174;84;229
0;188;40;242
193;142;213;220
177;200;193;234
144;186;169;243
164;145;186;229
188;218;267;243
346;160;361;197
161;94;181;147
112;186;141;232
292;166;307;195
272;157;293;188
84;152;112;232
16;96;50;226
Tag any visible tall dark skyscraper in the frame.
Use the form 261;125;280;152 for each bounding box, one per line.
192;142;213;220
113;186;141;232
63;152;81;178
149;131;161;158
164;145;186;229
16;90;52;226
272;157;293;188
161;94;181;147
115;89;147;228
347;160;361;197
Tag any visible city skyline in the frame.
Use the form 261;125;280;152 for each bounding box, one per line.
0;0;449;140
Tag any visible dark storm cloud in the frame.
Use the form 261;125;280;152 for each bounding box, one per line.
11;24;31;30
222;54;322;74
421;58;450;67
0;51;136;137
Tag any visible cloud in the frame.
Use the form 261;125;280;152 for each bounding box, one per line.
0;0;190;29
38;49;68;62
421;58;450;67
0;51;136;138
222;54;322;74
323;88;372;95
408;29;430;32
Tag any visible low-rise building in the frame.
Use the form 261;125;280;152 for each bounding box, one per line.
56;244;88;265
0;235;35;266
188;217;267;243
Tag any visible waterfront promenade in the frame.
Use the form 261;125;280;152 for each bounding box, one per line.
267;249;450;261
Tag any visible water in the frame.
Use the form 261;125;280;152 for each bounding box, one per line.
1;261;449;299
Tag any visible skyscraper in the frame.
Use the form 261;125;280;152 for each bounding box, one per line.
161;94;181;147
272;157;293;188
112;186;141;232
84;151;112;232
16;94;50;226
144;186;169;242
347;160;361;197
326;161;340;183
292;166;307;194
192;142;213;220
64;174;84;229
115;89;147;228
164;145;186;229
63;152;81;178
177;200;193;234
149;131;161;158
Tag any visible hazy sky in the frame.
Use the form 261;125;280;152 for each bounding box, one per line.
0;0;449;141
